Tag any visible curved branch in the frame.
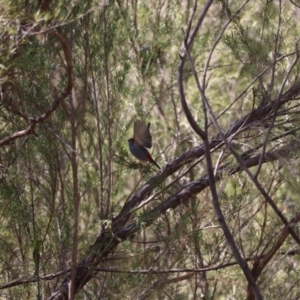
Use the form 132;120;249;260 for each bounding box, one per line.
0;30;73;148
177;0;214;139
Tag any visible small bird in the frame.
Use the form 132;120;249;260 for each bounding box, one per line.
128;120;160;169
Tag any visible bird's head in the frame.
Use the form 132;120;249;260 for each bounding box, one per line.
127;138;135;145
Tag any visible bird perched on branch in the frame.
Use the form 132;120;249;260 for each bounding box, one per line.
127;120;160;169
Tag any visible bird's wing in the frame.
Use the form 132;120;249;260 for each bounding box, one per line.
134;120;152;148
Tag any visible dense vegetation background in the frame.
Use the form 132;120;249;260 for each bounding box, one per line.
0;0;300;299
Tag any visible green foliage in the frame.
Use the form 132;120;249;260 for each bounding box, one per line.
0;0;300;299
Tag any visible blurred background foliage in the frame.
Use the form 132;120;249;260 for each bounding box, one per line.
0;0;300;299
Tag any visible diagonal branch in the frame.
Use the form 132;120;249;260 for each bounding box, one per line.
0;30;73;148
47;135;299;299
247;211;300;300
47;68;300;299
